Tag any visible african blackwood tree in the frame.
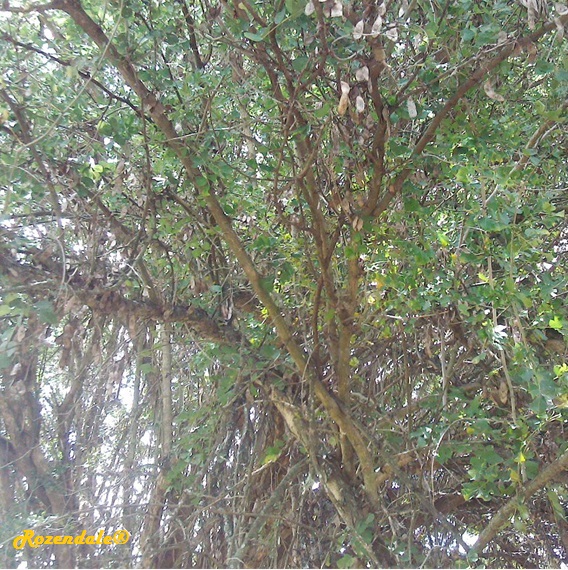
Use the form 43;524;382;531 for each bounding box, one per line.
0;0;567;567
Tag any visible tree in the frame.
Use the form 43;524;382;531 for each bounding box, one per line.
0;0;567;567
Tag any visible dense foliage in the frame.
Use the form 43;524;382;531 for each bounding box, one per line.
0;0;567;567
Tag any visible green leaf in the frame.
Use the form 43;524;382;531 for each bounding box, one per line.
139;362;156;374
547;490;567;522
291;57;309;72
261;440;285;465
274;9;287;24
284;0;304;17
337;554;356;569
195;176;210;193
34;300;58;325
244;31;267;42
466;549;479;563
548;316;564;331
0;304;13;317
461;27;475;42
437;231;450;247
259;276;275;293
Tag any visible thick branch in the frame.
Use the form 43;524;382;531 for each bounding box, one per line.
53;0;381;504
0;248;237;344
470;448;568;557
270;388;396;567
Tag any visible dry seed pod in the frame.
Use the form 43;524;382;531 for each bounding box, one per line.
498;380;508;404
385;27;398;42
483;80;505;102
352;217;364;231
407;97;417;118
355;66;369;82
353;20;364;40
330;1;342;17
337;93;349;115
371;15;383;37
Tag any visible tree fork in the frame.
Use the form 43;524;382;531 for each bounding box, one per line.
53;0;383;512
